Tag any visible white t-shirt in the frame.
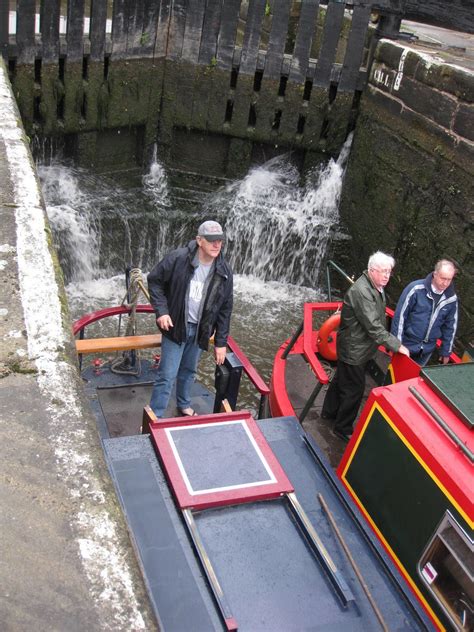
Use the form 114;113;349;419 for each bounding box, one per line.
188;262;212;323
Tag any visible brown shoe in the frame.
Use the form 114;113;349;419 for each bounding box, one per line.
178;408;198;417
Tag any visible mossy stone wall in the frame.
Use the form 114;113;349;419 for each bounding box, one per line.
339;40;473;348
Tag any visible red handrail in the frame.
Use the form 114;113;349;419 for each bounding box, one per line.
72;304;154;335
227;335;270;396
72;306;270;395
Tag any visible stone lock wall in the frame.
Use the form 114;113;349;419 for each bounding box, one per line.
5;0;378;174
339;39;473;348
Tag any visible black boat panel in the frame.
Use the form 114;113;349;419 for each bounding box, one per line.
104;417;429;631
195;499;355;630
95;376;213;437
104;436;224;631
98;384;152;436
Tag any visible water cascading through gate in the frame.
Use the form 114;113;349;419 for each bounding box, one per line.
38;140;352;391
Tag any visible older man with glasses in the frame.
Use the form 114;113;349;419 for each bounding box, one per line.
148;220;233;418
321;251;410;442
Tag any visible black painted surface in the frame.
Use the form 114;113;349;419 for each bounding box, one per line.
104;416;429;630
239;0;266;75
339;3;371;92
167;0;187;59
181;0;206;63
155;0;172;58
126;0;146;56
67;0;85;62
314;0;346;87
289;0;321;83
198;0;222;65
264;0;291;80
216;0;241;69
40;0;60;63
90;0;108;61
0;0;8;59
404;0;474;34
16;0;36;64
140;0;161;56
111;0;128;58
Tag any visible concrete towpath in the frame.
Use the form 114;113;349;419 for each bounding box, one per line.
0;58;156;631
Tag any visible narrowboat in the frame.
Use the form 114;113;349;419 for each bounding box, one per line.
72;271;431;631
269;295;472;631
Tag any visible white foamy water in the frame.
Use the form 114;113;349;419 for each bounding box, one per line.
39;164;101;281
207;134;352;287
143;145;171;205
39;144;351;407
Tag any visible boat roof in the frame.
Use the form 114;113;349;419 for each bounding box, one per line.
103;414;430;631
421;363;473;429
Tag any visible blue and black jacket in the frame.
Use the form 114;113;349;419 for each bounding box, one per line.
391;273;458;357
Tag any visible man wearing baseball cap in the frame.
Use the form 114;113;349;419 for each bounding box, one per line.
147;220;233;417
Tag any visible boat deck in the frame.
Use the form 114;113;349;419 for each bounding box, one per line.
284;353;389;468
82;361;214;438
103;415;429;631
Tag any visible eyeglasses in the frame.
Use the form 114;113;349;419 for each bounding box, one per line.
373;268;392;276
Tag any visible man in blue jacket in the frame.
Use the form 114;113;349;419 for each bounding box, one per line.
391;260;458;366
147;220;233;418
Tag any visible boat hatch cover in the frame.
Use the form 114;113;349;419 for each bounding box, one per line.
421;363;473;429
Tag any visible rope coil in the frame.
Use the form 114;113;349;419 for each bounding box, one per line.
111;268;150;376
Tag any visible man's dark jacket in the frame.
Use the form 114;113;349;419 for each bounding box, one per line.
337;271;401;365
147;240;233;350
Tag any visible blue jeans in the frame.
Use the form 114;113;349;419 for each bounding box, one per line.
150;323;202;417
411;349;432;366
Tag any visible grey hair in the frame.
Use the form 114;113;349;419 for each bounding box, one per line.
435;259;457;274
368;251;395;271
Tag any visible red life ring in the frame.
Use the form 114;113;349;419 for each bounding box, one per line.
317;313;341;362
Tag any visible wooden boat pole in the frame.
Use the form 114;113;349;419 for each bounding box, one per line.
317;493;389;632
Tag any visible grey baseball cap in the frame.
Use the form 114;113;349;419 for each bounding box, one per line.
197;220;224;241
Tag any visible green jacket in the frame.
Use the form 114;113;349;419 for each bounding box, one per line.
337;271;401;365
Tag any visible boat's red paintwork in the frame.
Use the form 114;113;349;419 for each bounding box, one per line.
269;302;462;419
149;410;294;510
73;305;270;397
338;377;473;516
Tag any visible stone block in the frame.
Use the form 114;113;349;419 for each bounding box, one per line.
453;102;474;141
414;61;474;103
394;75;457;130
12;65;35;135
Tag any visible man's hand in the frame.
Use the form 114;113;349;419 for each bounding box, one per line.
214;346;226;365
440;355;450;364
398;344;410;357
157;315;173;331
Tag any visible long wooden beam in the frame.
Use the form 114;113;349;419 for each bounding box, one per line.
75;333;162;355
